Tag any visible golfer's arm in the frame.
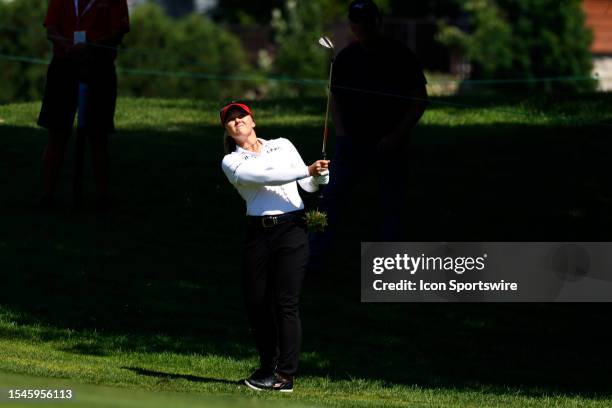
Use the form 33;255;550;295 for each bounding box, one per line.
290;145;319;193
390;85;428;137
297;177;319;193
229;160;310;187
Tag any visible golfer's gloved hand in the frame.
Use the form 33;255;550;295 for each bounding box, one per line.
315;169;330;185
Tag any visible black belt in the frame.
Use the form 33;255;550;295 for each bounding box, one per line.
247;211;305;228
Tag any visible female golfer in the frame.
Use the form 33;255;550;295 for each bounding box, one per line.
220;102;329;392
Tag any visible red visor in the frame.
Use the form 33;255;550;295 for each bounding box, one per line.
219;102;253;126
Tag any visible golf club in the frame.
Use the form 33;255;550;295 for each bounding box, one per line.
318;36;335;161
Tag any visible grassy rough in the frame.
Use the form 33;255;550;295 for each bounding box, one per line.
1;95;612;407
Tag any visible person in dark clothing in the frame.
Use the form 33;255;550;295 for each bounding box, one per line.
38;0;130;210
309;0;428;269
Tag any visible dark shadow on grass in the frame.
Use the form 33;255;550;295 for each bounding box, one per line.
122;367;241;385
2;96;612;398
61;342;110;357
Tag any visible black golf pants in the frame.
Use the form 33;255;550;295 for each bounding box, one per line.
242;219;309;377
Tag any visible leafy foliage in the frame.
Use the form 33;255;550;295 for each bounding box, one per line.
0;0;49;103
437;0;595;92
0;1;253;102
437;0;513;79
118;3;254;99
212;0;285;25
213;0;360;25
266;0;334;97
389;0;460;18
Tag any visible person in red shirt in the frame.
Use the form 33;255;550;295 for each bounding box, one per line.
38;0;130;210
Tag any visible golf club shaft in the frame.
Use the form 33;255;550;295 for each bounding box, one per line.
322;60;334;159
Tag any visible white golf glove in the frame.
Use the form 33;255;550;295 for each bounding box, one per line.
315;169;330;185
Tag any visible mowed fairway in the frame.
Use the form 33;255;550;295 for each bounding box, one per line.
1;94;612;407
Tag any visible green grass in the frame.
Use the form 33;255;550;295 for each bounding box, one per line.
3;371;607;408
2;94;612;407
0;371;309;408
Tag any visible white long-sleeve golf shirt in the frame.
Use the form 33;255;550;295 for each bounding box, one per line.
221;138;322;216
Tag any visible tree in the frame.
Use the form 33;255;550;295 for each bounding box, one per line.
213;0;391;25
268;0;331;97
497;0;594;92
212;0;285;25
157;0;195;18
390;0;460;19
437;0;595;92
0;0;49;103
437;0;513;79
117;3;254;99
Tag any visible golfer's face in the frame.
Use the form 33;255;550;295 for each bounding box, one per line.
225;110;255;138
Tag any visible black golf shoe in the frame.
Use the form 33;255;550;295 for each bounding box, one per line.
244;365;277;390
244;372;276;391
271;373;294;393
245;370;294;392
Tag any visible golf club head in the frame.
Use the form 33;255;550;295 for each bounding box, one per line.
318;36;334;51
